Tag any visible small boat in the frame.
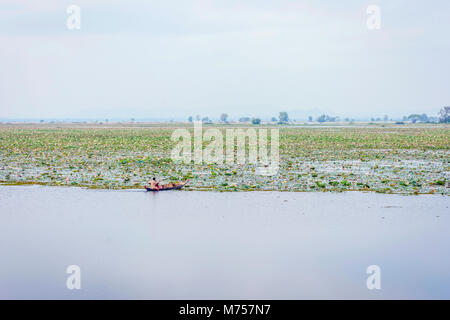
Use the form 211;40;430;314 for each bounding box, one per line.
145;180;189;192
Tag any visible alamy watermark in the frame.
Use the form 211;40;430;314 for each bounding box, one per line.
171;121;280;176
66;5;81;30
66;265;81;290
366;5;381;30
366;265;381;290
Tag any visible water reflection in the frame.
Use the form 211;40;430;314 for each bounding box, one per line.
0;186;449;299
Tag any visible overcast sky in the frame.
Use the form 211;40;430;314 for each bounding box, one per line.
1;0;449;119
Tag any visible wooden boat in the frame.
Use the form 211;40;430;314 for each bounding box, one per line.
145;180;189;191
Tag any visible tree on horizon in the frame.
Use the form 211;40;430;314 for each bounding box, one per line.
279;112;289;124
220;113;229;123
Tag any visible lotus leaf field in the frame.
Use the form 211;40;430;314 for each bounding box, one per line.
0;125;448;194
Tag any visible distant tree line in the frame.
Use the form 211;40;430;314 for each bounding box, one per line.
406;113;429;123
316;114;338;123
186;107;450;124
438;106;450;123
188;115;212;124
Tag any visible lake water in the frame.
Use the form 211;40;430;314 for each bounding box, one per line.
0;186;449;299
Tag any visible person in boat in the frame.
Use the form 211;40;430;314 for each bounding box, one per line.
148;177;160;190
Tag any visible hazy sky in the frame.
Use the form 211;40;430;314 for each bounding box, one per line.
1;0;449;119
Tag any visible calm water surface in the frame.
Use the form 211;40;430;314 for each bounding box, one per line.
0;186;449;299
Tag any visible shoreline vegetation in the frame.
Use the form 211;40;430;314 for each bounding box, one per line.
0;123;448;195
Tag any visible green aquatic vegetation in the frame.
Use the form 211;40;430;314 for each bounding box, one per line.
0;125;448;194
341;180;351;187
316;181;326;188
